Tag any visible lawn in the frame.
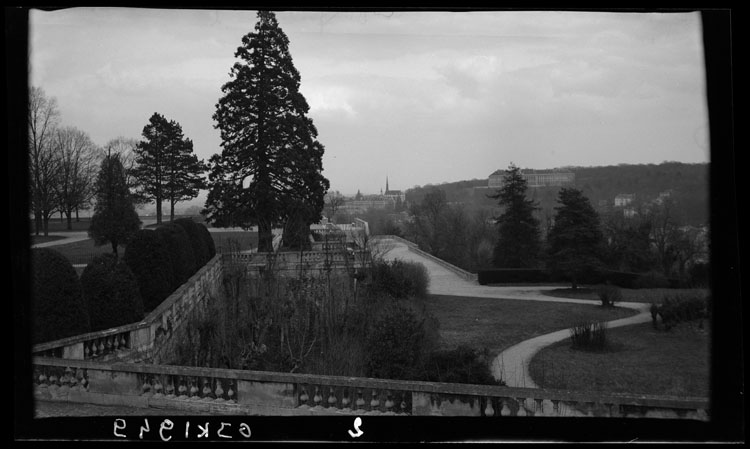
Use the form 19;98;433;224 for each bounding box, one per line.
528;321;710;397
30;235;66;245
542;287;710;304
417;294;638;357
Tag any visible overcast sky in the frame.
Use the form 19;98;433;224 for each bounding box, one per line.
29;8;709;197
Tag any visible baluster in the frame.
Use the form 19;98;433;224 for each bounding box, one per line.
385;392;394;414
500;399;512;416
299;387;309;407
515;398;527;417
400;393;409;415
142;379;152;396
97;339;105;356
327;388;338;408
84;341;91;359
38;373;48;388
585;402;595;416
190;379;199;399
227;381;236;403
551;399;561;416
355;390;365;410
166;379;175;398
120;333;128;349
341;389;351;410
484;397;495;417
313;386;322;408
215;380;224;401
48;374;58;388
154;378;163;397
105;336;113;353
61;367;72;388
178;379;188;398
370;390;380;410
202;378;213;400
533;398;544;416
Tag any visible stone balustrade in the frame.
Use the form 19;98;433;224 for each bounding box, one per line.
32;356;709;419
31;254;224;364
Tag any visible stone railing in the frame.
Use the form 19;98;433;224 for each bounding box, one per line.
223;250;370;270
31;255;224;364
375;235;478;282
31;356;709;419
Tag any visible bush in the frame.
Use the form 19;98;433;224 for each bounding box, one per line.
155;223;197;285
368;259;429;299
570;320;608;351
633;271;671;289
123;229;175;313
422;346;503;386
596;283;622;307
655;292;710;330
174;218;210;268
80;253;144;332
31;248;90;343
366;303;429;380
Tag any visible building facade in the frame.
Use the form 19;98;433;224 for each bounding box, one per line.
488;169;575;188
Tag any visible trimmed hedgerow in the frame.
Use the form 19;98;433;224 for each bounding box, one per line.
155;223;197;286
80;253;144;332
123;229;175;313
31;248;90;344
174;218;210;268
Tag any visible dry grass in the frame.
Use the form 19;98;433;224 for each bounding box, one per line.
529;321;710;397
417;294;638;357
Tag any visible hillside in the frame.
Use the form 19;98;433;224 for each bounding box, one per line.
405;162;709;226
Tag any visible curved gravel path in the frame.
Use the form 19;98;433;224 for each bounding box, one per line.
377;237;652;388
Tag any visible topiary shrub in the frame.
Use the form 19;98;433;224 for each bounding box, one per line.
174;218;210;268
31;248;90;344
123;229;175;313
368;259;429;299
422;346;504;386
80;253;144;332
366;303;428;380
155;223;197;285
196;222;216;261
596;283;622;307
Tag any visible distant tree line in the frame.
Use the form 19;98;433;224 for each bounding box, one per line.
403;163;709;287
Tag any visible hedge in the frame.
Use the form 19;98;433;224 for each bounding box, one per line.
80;253;144;332
31;248;90;344
155;223;197;285
123;229;175;313
174;218;210;268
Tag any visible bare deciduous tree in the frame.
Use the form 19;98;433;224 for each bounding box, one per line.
28;86;61;236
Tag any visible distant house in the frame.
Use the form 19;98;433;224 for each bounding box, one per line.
488;168;575;188
614;194;635;207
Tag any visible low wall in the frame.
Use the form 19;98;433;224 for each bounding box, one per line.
32;255;224;364
32;356;709;419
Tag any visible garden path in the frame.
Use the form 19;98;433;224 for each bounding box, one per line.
377;237;653;388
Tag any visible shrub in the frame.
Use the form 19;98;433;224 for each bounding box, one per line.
123;229;175;313
174;218;210;268
155;223;197;284
656;292;710;330
633;271;670;289
366;303;429;380
80;253;144;332
368;259;429;299
31;248;90;343
422;346;504;386
570;320;608;351
596;283;622;307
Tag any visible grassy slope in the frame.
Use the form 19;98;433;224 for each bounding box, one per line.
529;321;710;397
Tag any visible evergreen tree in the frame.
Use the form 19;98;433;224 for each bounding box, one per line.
205;11;329;252
488;163;541;268
88;153;141;257
546;188;604;289
134;113;205;224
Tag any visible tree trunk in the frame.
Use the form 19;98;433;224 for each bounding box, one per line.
75;207;79;222
66;210;73;231
170;200;175;222
258;218;273;252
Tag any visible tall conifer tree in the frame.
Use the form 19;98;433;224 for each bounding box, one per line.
205;11;329;251
489;163;541;268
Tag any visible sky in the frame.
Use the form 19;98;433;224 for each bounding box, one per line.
29;8;709;199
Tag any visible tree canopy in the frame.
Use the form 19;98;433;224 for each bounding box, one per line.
204;11;329;251
88;152;141;256
488;163;542;268
546;187;604;289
